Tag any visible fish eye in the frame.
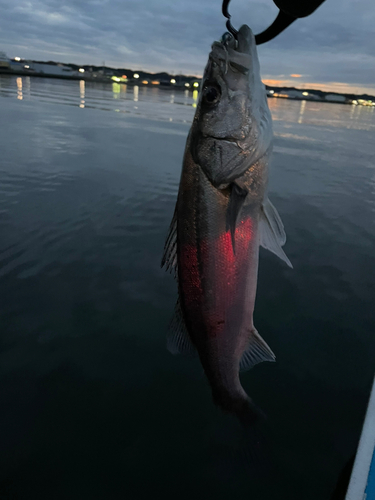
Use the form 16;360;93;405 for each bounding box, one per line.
202;85;221;105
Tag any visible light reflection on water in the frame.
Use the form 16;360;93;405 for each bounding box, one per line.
16;77;22;100
79;79;85;108
298;99;305;123
0;75;200;122
2;75;374;133
268;95;375;131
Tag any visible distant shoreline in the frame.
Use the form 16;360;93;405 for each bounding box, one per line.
1;68;374;105
0;68;108;83
0;68;190;89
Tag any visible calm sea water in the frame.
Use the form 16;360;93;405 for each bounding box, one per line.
0;75;375;500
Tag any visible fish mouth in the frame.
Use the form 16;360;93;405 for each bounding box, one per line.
204;135;238;144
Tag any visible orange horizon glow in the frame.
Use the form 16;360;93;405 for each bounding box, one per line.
290;74;302;78
262;78;375;96
263;79;284;87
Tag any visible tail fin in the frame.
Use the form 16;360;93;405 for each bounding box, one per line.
213;389;265;427
234;394;266;427
212;391;273;477
232;397;275;478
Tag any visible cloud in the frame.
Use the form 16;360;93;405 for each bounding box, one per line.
0;0;374;92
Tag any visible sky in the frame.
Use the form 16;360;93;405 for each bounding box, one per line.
0;0;374;95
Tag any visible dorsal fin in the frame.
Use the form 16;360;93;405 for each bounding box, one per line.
161;207;178;278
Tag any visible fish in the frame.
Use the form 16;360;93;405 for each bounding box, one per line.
162;24;292;425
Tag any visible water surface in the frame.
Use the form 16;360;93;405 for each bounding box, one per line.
1;75;375;499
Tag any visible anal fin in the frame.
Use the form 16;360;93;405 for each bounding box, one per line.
161;207;178;278
167;298;196;356
239;328;276;372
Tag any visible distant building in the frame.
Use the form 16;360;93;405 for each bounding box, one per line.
284;89;306;99
95;67;114;77
325;94;346;102
27;62;76;76
0;51;10;69
8;60;82;77
283;89;321;100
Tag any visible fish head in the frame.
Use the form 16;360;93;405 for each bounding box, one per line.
191;25;272;188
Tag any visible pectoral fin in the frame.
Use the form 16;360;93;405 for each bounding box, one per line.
259;198;293;268
226;182;248;253
262;198;287;245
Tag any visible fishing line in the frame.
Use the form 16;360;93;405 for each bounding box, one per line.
222;0;327;45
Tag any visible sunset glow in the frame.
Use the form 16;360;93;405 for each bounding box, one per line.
262;78;375;96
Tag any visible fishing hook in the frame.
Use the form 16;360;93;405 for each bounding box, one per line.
222;0;297;45
222;0;239;40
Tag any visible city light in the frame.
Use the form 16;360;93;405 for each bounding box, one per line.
185;83;190;87
111;76;121;82
24;65;30;69
269;90;274;94
133;73;139;79
79;68;85;73
170;79;176;84
142;80;148;84
193;82;199;88
14;57;21;61
302;92;309;96
151;81;160;85
358;99;375;106
122;75;127;79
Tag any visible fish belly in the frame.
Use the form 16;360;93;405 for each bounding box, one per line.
177;151;260;381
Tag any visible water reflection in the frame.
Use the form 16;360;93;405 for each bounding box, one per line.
192;89;198;108
79;80;85;108
267;96;375;131
1;74;375;132
298;99;306;124
112;82;120;99
1;72;375;500
17;77;22;100
23;77;31;99
133;85;139;102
